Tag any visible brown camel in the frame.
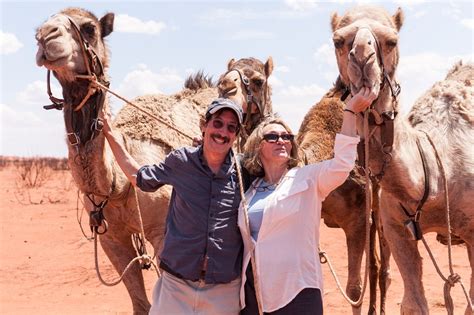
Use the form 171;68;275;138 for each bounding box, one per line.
297;83;391;315
218;56;274;150
35;8;274;314
296;6;403;315
331;4;473;315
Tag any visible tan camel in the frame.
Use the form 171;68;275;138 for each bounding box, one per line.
35;8;274;314
331;4;473;315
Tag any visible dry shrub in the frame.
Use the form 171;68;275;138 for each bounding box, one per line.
16;159;52;188
10;157;70;205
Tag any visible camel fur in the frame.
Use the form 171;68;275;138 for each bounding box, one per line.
331;4;473;314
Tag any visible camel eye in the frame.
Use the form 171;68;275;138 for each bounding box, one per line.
253;78;264;87
82;23;96;38
386;38;398;48
333;37;344;49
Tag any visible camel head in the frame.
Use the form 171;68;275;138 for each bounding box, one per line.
35;8;114;148
331;6;403;113
35;7;114;83
217;57;274;117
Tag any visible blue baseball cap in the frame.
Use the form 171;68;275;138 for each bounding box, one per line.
205;98;243;124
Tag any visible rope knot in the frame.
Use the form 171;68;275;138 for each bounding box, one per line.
140;254;153;270
446;273;461;287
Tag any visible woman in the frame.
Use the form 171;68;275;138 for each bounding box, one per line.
238;88;375;314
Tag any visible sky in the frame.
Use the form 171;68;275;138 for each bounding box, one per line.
0;0;472;157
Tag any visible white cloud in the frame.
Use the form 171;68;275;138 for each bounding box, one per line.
0;102;66;156
284;0;317;11
275;65;290;73
314;42;336;66
16;80;61;106
278;83;326;98
0;31;23;55
412;10;427;19
116;64;184;101
115;14;166;35
268;74;284;88
228;30;275;41
397;52;472;114
0;103;42;126
460;18;474;29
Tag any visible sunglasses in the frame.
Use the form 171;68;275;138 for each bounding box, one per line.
211;119;239;134
262;133;294;143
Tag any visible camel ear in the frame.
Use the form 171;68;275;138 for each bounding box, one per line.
264;56;274;78
227;58;236;70
100;13;114;38
330;12;341;32
393;7;404;31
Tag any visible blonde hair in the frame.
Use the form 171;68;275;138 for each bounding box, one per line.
243;115;301;177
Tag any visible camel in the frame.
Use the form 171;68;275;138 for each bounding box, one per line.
217;56;274;150
330;4;473;315
296;6;404;315
35;8;274;314
297;82;391;315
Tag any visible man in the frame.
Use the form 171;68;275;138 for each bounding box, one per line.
102;98;244;314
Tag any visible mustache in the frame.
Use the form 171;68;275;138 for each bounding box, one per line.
210;133;230;143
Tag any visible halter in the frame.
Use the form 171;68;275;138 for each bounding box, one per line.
344;26;401;181
43;14;110;147
221;67;269;151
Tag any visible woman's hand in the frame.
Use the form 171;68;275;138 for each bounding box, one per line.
346;87;377;113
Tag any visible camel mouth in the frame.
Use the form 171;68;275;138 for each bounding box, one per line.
219;87;238;98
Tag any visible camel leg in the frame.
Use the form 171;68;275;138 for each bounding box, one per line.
379;198;428;315
99;229;151;315
368;215;379;315
345;226;365;315
378;225;392;315
466;244;474;315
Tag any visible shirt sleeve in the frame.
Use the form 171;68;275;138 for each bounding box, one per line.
315;133;359;199
136;149;183;192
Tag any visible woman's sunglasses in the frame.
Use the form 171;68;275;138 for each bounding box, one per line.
262;133;294;143
211;119;239;134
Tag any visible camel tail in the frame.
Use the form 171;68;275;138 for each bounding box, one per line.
184;71;215;90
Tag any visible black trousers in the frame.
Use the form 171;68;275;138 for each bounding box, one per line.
240;265;323;315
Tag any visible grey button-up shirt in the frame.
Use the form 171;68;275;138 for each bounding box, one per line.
136;146;242;283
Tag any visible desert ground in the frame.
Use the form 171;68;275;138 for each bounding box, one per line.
0;160;471;314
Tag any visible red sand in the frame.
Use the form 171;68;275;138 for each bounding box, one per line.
0;166;470;314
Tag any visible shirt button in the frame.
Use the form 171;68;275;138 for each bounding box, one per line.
208;232;212;237
210;213;214;218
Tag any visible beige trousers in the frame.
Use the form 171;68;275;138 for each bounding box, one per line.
149;271;241;315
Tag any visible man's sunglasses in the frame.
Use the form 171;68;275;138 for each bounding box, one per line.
211;119;239;134
262;133;294;143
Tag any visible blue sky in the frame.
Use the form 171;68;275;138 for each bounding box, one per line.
1;0;472;157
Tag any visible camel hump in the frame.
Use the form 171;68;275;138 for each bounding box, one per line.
408;61;474;129
445;60;474;85
184;71;215;90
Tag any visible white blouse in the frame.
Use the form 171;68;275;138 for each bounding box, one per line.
238;133;359;312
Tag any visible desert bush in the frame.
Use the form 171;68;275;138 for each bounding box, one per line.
16;158;52;188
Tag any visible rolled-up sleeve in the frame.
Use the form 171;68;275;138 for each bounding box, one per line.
136;150;181;192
